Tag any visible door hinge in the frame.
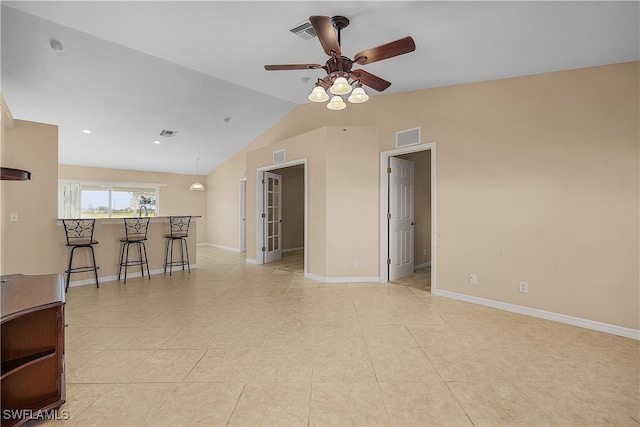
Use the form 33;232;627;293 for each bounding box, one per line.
261;247;266;252
387;213;391;220
261;179;265;184
261;213;266;218
387;258;391;265
387;167;391;174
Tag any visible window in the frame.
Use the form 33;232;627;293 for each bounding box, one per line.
58;181;159;218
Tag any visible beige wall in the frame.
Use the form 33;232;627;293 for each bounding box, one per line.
245;128;328;273
58;165;207;244
208;62;639;330
2;118;61;276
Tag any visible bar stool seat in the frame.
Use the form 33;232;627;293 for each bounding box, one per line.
62;219;99;292
164;216;191;275
118;217;151;284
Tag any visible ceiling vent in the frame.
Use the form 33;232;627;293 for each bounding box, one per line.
290;20;316;40
159;129;177;137
273;149;286;164
396;127;421;148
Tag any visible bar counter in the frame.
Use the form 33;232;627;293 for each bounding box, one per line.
57;216;198;287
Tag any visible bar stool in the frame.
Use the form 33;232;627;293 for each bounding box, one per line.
62;219;99;292
118;217;151;284
164;216;191;275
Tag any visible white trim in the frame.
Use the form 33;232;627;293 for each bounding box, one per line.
245;258;257;264
58;179;168;187
256;171;264;263
305;273;380;283
255;158;308;280
283;247;304;253
415;261;431;269
239;178;247;253
434;289;640;340
205;243;241;252
380;142;436;292
66;265;197;288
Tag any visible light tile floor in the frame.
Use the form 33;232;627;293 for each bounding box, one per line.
35;246;638;426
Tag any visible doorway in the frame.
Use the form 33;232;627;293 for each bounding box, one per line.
239;178;246;253
256;159;307;276
380;143;435;291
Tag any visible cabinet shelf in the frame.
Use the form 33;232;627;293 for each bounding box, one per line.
1;274;65;427
1;349;56;380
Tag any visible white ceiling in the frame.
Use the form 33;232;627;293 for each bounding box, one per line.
2;1;638;175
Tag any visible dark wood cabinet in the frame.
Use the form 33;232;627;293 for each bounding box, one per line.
1;274;65;427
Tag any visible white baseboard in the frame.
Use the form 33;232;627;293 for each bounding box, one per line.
246;258;257;264
67;265;196;288
415;261;431;269
283;247;304;253
204;243;241;252
433;289;640;340
305;273;380;283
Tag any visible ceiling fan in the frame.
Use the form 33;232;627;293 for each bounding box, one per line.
264;15;416;110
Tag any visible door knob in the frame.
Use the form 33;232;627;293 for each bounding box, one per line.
411;221;416;226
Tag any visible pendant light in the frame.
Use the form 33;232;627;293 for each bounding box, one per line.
189;158;205;191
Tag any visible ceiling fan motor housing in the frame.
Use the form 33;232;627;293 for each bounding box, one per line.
331;16;350;31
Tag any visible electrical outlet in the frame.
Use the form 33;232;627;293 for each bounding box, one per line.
353;260;359;268
423;249;427;256
469;273;478;285
518;281;528;293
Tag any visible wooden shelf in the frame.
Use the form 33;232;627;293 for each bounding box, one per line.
0;167;31;181
1;274;65;427
1;349;56;379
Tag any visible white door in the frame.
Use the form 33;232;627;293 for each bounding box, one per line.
263;171;282;263
239;179;246;253
388;157;415;280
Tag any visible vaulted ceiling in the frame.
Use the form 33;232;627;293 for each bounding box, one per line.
2;1;638;175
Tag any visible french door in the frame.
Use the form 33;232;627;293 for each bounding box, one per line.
263;171;282;263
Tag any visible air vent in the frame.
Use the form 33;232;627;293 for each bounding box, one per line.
159;129;177;137
273;149;286;164
396;127;421;148
290;20;316;40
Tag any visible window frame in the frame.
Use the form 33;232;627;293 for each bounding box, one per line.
58;179;162;219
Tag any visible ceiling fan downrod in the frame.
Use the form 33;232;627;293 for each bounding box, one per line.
331;16;350;48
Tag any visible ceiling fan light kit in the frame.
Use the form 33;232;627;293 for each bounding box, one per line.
347;86;369;104
327;95;347;111
308;85;330;102
329;76;352;95
265;15;415;111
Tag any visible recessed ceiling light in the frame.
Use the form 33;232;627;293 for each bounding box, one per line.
82;129;91;134
154;140;160;144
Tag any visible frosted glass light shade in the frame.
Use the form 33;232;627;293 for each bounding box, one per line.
348;86;369;103
189;181;205;191
327;95;346;110
329;77;352;95
308;86;329;102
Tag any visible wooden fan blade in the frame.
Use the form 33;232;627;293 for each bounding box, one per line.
353;36;416;65
350;69;391;92
310;15;341;57
265;64;323;71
